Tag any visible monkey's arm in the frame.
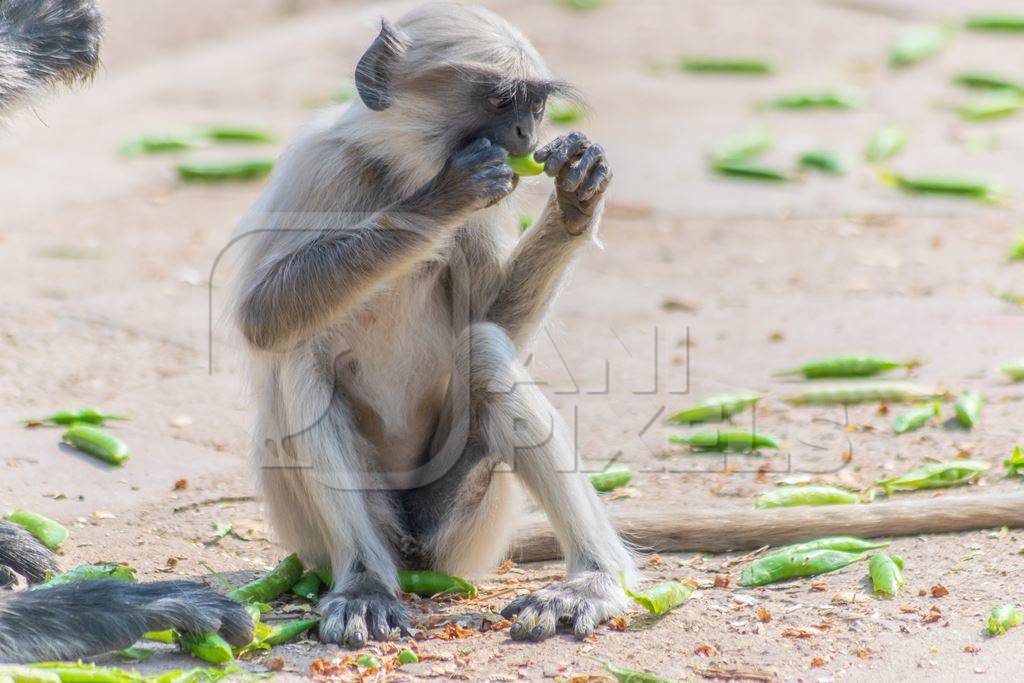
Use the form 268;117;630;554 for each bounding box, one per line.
486;133;610;346
240;139;514;351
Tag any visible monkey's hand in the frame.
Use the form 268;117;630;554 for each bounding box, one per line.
535;133;612;236
318;574;411;647
405;138;515;221
500;571;629;641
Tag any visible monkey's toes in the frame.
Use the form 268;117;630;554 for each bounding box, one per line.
319;591;410;647
501;572;628;642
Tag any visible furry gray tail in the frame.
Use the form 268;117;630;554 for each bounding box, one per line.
0;0;102;111
0;580;254;663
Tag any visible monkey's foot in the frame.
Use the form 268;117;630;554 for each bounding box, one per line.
318;575;410;647
500;571;629;641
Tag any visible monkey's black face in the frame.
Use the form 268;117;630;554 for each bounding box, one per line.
470;81;548;157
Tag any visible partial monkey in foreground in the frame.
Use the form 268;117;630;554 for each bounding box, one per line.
0;0;253;663
232;2;634;645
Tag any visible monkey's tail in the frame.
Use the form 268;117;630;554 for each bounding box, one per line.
0;0;102;112
0;580;254;663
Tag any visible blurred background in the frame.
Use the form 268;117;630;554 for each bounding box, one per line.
2;1;1023;679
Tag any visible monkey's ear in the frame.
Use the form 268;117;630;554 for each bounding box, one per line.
355;20;408;111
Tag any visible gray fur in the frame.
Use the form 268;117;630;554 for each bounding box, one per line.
0;580;253;663
0;521;57;586
0;0;102;112
232;2;630;645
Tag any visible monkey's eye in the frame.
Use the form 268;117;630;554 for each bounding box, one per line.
487;94;513;110
530;98;545;115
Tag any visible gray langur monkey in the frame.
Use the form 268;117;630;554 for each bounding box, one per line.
231;3;635;645
0;0;253;663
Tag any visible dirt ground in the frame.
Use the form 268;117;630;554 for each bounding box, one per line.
2;0;1023;680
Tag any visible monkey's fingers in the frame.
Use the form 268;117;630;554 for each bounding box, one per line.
578;161;611;203
539;132;590;177
560;144;605;194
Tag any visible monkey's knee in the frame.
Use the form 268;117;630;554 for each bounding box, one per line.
454;322;519;399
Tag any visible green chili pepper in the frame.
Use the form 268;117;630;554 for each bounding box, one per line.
667;392;764;425
121;134;205;157
62;424;130;465
200;127;276;143
143;629;177;644
755;485;867;509
397;649;419;664
176;160;274;183
865;127;909;162
356;655;381;669
987;604;1022;635
711;160;791;182
953;72;1024;93
590;463;633;492
875;460;990;494
547;101;584;125
954;391;983;428
227;554;303;604
35;563;137;588
597;661;669;683
262;619;319;646
890;24;952;67
869;553;904;597
621;575;692;616
678;58;773;74
965;15;1024;31
785;382;936;405
893;402;940;434
739;549;866;586
4;510;68;550
115;647;153;662
24;407;128;427
764;87;864;110
668;430;780;452
712;126;773;164
398;569;476;597
776;356;914;379
799;150;846;175
880;171;1002;203
4;662;144;683
178;632;233;664
1009;232;1024;260
507;154;545;176
1004;446;1024;477
290;571;323;602
958;91;1024;121
767;536;890;557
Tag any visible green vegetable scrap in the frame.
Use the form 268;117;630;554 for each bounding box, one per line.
890;24;952;67
954;391;983;428
590;463;633;492
875;460;989;494
987;605;1022;635
865;127;909;162
62;424;130;465
892;402;939;434
176;160;275;182
755;485;867;509
668;430;780;452
869;553;904;597
776;356;914;379
785;382;936;405
4;510;68;550
667;392;764;424
397;569;476;597
739;549;866;586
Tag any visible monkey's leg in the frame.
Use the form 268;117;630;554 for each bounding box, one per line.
264;353;410;648
403;323;636;640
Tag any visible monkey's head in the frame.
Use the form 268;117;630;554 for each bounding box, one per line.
353;3;579;160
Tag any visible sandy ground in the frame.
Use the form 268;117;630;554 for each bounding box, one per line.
2;0;1024;680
